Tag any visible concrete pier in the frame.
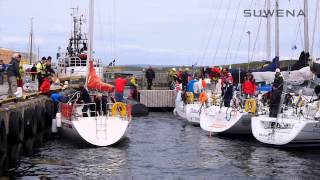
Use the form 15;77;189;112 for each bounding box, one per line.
0;95;56;175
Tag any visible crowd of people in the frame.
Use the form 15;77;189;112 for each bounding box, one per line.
0;53;57;98
169;66;284;117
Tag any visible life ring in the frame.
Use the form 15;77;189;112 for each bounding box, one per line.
111;102;127;118
244;99;257;113
199;91;208;104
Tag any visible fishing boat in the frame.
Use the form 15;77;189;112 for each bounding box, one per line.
56;0;130;146
56;6;103;81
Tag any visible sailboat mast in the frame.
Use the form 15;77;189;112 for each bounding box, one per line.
29;17;33;65
275;0;279;57
86;0;94;87
266;0;271;61
304;0;309;53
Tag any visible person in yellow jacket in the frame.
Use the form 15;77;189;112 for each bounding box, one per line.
168;68;177;90
17;64;25;87
36;57;47;89
129;75;138;100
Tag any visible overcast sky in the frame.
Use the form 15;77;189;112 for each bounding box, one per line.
0;0;320;66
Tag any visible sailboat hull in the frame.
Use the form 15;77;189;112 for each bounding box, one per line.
185;103;202;125
252;115;320;146
200;106;252;134
60;116;129;146
174;99;187;119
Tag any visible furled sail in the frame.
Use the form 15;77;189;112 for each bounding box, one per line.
87;61;114;92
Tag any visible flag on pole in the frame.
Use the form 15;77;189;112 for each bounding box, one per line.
291;45;297;50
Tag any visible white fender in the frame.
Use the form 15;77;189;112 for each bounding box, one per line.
51;118;57;133
56;112;62;127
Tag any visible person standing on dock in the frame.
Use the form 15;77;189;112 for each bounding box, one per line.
46;56;55;75
114;75;127;102
36;57;47;89
6;53;21;97
145;66;155;90
0;59;5;85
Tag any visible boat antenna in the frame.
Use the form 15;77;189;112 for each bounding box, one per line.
86;0;94;88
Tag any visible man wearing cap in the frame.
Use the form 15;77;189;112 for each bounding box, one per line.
36;57;47;89
269;68;284;117
7;53;21;97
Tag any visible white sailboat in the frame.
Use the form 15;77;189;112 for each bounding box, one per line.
174;80;212;125
199;95;252;135
174;91;188;119
252;0;320;146
252;97;320;146
58;0;130;146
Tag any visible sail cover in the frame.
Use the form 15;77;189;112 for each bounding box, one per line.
87;61;114;92
252;66;313;85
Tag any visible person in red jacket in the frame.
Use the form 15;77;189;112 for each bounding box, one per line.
39;76;52;95
114;75;127;102
242;73;256;98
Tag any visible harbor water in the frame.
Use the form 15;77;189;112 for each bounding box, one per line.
11;112;320;179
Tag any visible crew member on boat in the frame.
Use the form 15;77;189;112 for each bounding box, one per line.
177;68;183;83
181;68;190;91
223;72;234;107
114;75;127;102
242;72;256;98
168;68;177;90
129;75;138;100
208;67;221;93
269;68;283;117
94;93;108;116
78;82;94;117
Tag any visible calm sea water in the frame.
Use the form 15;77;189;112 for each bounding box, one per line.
12;112;320;179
